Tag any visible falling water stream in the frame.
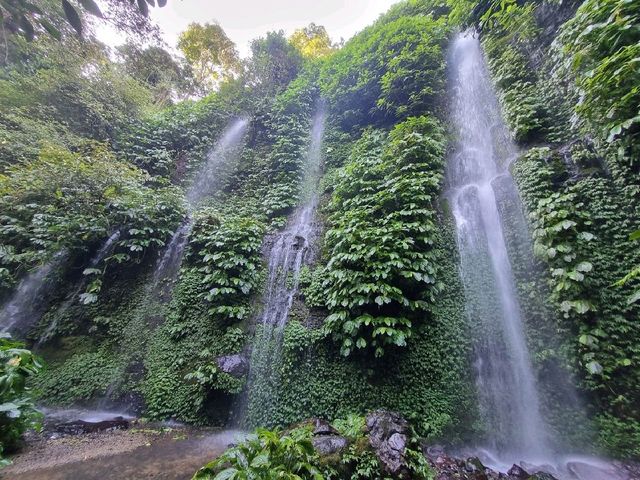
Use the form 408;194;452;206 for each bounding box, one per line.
0;250;68;335
148;117;249;302
448;33;629;480
241;104;326;426
97;118;250;408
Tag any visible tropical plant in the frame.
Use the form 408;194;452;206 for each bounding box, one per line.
558;0;640;168
193;427;324;480
0;334;42;466
321;116;446;357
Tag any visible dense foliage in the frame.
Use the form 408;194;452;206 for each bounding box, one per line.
0;335;41;465
319;117;446;357
0;0;639;465
193;427;323;480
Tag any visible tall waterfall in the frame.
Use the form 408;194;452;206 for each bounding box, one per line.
241;104;326;426
447;33;550;461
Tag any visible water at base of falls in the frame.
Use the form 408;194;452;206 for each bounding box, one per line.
446;33;630;480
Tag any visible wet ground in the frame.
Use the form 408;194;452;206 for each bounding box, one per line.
2;417;244;480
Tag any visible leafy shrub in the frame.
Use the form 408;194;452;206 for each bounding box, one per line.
321;116;447;357
0;145;184;296
193;427;323;480
558;0;640;170
189;209;265;322
0;335;42;466
320;14;450;129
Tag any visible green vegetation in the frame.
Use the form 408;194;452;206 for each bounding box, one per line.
195;416;434;480
0;0;638;466
320;117;447;357
0;335;42;465
193;427;323;480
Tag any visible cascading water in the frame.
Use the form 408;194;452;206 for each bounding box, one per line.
447;32;549;461
97;118;249;408
0;250;67;336
148;117;249;304
447;33;630;480
241;104;326;426
37;231;122;345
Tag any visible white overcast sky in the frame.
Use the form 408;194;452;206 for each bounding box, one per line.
96;0;402;57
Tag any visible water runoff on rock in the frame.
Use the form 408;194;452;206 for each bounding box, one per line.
240;103;326;427
148;117;249;304
447;32;630;480
0;250;68;336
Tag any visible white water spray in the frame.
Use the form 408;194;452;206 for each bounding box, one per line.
242;104;326;426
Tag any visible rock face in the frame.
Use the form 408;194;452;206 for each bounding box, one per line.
215;354;248;378
365;410;409;475
312;418;340;436
56;417;130;435
507;464;530;478
310;418;347;455
312;435;349;455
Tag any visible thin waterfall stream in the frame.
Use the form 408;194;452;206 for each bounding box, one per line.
149;117;249;303
241;104;326;427
98;118;249;408
447;33;629;480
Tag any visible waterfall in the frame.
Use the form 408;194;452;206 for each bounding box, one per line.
147;117;249;306
37;231;122;345
241;104;326;426
0;250;67;336
447;33;550;461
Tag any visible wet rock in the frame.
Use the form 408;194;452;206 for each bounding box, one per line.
56;417;129;435
312;418;339;436
424;444;445;459
312;435;348;455
464;456;485;473
365;410;409;475
527;473;559;480
215;354;248;378
507;464;529;478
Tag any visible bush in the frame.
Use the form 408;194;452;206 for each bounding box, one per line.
193;427;323;480
0;335;42;466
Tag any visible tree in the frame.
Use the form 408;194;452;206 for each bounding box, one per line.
116;43;191;105
0;0;165;42
289;23;334;59
177;22;240;94
245;30;302;96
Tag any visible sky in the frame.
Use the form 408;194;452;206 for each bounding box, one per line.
96;0;402;57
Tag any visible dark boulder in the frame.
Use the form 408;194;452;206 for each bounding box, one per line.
56;417;129;435
215;354;248;378
507;464;529;478
312;435;349;455
365;410;410;475
312;418;339;436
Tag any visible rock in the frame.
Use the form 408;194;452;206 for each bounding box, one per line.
215;354;248;378
312;435;348;455
56;417;129;435
464;456;485;473
527;473;559;480
507;464;529;478
365;410;410;475
423;444;445;460
312;418;339;436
